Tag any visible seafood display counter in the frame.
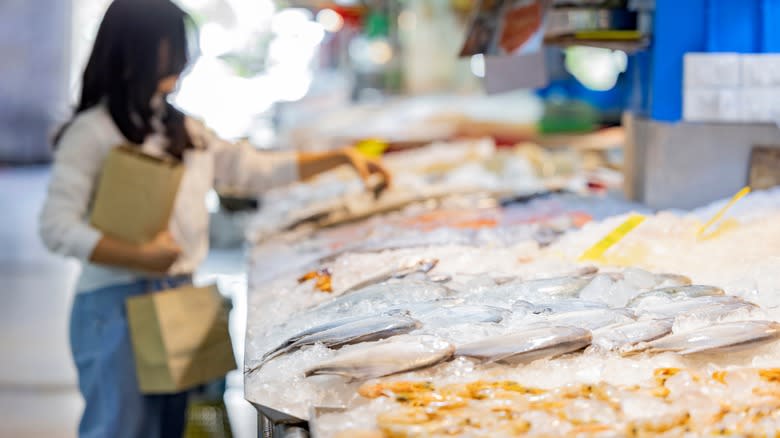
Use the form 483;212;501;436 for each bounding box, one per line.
243;141;780;436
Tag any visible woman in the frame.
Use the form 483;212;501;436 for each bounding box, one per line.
39;1;389;436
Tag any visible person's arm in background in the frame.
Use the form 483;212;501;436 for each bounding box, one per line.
39;119;179;274
189;119;391;195
297;147;391;184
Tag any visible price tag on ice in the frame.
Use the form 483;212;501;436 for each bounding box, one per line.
697;186;751;239
579;213;646;262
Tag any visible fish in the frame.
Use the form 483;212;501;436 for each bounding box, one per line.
253;313;421;370
492;275;518;285
655;273;693;287
631;295;744;318
670;301;762;334
627;285;725;308
427;274;452;283
308;280;453;316
590;319;674;352
511;300;537;316
526;299;610;315
304;335;455;380
614;269;691;290
339;259;439;294
522;275;594;298
261;314;371;360
574;266;600;276
629;320;780;356
455;325;592;364
394;297;465;313
476;275;593;305
541;308;635;330
677;300;760;322
413;304;510;327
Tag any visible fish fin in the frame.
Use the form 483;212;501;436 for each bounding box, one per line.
260;345;294;364
261;338;300;362
304;368;357;380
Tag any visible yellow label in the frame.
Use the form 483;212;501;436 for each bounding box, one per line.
355;138;388;158
697;186;751;240
579;213;646;262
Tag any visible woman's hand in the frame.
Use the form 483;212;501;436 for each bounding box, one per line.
139;231;182;274
341;147;392;191
297;148;393;194
89;230;181;274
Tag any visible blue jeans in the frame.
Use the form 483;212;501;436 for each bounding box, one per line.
70;276;192;438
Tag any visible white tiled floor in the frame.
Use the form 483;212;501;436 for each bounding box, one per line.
0;166;256;438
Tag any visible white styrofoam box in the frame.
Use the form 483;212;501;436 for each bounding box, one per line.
684;53;742;88
684;89;742;122
740;88;780;123
742;54;780;87
684;89;718;121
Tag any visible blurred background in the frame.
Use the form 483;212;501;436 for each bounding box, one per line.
8;0;777;436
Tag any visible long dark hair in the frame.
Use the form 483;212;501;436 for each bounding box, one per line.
57;0;194;160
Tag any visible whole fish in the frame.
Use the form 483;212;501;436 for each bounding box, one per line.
630;320;780;356
262;314;371;359
522;275;594;298
455;325;592;364
677;300;760;322
477;275;593;305
671;301;762;335
627;285;725;308
393;297;465;314
339;259;439;294
257;313;420;363
615;269;691;290
304;336;455;380
413;304;510;327
528;299;610;315
632;295;743;318
590;319;674;352
542;308;635;330
308;280;453;316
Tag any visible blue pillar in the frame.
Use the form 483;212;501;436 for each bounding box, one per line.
761;0;780;52
706;0;761;52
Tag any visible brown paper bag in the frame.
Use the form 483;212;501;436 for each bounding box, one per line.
126;284;237;394
91;145;185;244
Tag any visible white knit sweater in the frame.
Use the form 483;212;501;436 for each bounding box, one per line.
39;104;298;292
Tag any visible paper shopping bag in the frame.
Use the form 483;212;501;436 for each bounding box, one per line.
90;145;185;244
126;284;237;394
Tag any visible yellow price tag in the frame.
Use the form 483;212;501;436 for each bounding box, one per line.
355;138;388;158
697;186;751;239
579;213;646;262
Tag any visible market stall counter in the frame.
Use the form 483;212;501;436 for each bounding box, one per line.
244;186;780;437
